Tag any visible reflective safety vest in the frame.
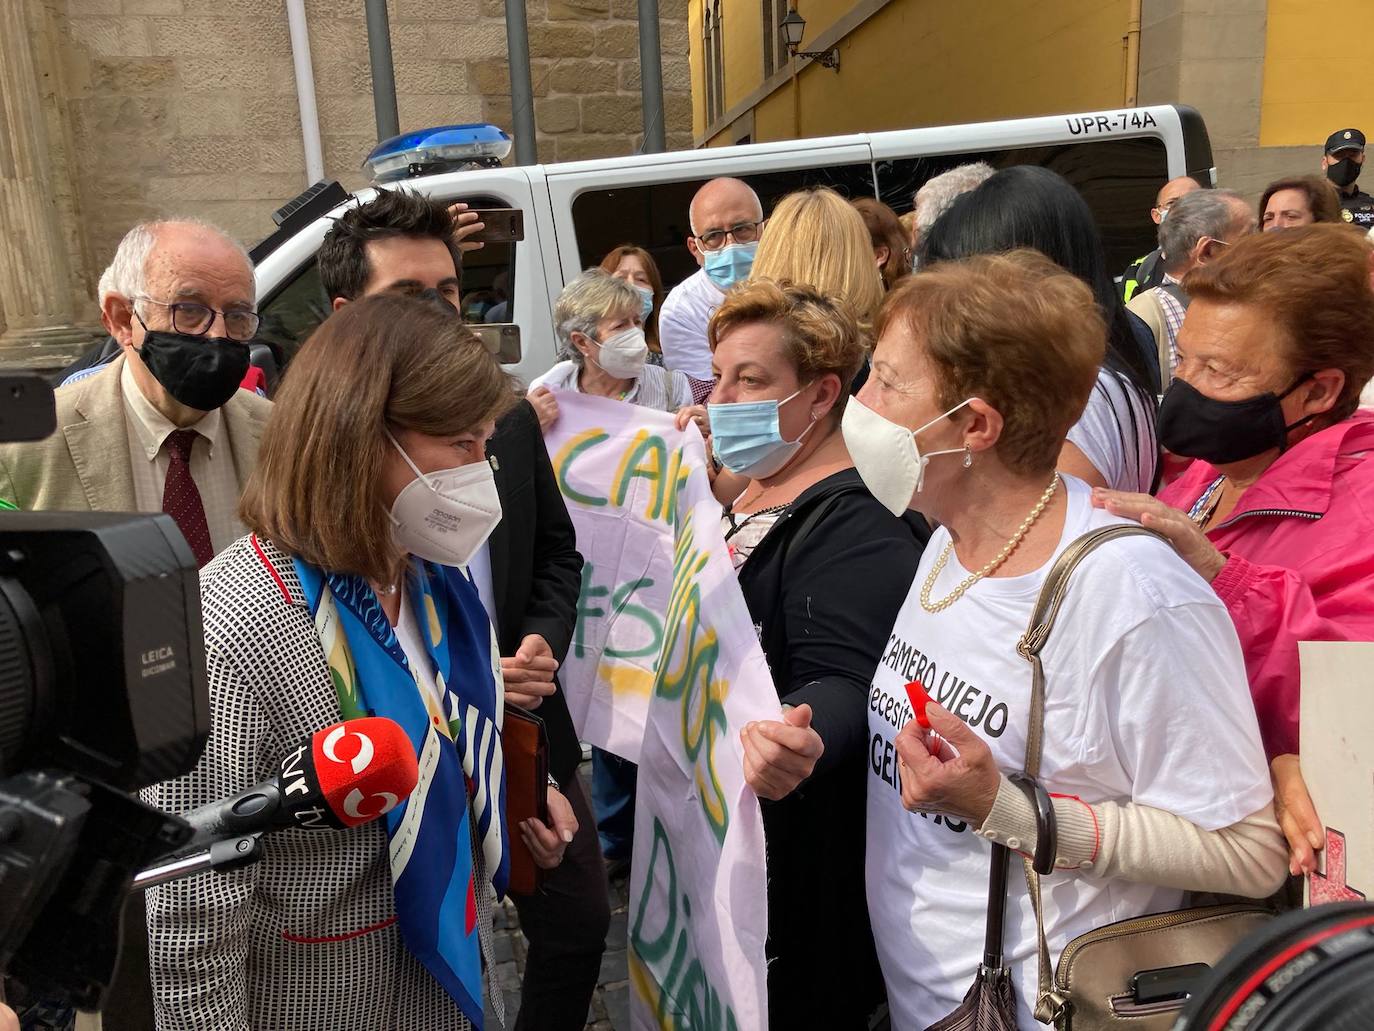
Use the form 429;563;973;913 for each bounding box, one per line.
1119;248;1165;303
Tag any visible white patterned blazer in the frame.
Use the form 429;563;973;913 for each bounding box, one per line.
143;535;498;1031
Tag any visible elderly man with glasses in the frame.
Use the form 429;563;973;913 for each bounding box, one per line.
0;218;272;572
657;176;765;380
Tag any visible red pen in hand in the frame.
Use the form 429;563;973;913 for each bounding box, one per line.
904;680;933;729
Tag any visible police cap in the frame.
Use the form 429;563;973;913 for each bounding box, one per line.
1325;128;1366;155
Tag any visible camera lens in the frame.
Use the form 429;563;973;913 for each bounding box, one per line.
0;574;50;777
1176;901;1374;1031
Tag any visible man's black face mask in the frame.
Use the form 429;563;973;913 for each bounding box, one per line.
139;331;250;411
1327;157;1361;189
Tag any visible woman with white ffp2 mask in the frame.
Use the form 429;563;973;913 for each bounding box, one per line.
145;296;584;1030
385;429;503;568
526;268;696;432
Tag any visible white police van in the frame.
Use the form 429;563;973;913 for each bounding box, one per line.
250;105;1214;389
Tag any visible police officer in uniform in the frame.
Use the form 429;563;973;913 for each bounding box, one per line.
1323;128;1374;230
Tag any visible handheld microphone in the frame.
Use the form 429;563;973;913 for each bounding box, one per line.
177;716;418;851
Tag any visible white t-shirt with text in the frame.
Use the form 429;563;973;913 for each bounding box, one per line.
865;476;1271;1030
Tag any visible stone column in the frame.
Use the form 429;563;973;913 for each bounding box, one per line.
1137;0;1297;198
0;0;91;370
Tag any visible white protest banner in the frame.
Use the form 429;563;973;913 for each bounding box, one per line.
1299;641;1373;906
544;390;780;1028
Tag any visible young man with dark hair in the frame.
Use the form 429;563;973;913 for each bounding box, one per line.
319;190;611;1031
319;189;468;307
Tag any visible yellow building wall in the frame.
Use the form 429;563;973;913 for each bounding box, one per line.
689;0;706;135
698;0;1132;145
1259;0;1374;147
722;0;764;113
689;0;768;137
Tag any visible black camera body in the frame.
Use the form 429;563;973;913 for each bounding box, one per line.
0;375;208;1009
0;513;209;788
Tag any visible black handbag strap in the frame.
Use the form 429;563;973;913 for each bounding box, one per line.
974;525;1162;1016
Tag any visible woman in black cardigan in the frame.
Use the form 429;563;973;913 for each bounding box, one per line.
695;279;928;1027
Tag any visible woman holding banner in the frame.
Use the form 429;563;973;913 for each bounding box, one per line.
848;251;1286;1029
527;269;695;432
530;269;702;871
707;279;929;1028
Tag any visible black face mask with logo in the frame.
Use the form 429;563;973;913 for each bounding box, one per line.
1157;374;1316;465
139;331;251;411
1327;157;1361;189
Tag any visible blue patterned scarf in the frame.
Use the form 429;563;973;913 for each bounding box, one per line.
294;557;508;1027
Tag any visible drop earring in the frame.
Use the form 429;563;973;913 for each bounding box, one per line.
962;445;973;468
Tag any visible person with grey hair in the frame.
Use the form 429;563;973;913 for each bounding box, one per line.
59;218;262;388
1128;188;1256;390
527;268;694;431
0;217;270;1031
911;161;995;251
527;267;694;869
1119;175;1201;302
0;218;269;557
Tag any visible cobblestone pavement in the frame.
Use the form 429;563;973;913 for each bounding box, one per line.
486;768;631;1030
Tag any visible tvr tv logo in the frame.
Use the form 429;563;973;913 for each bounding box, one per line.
322;723;375;775
315;722;402;824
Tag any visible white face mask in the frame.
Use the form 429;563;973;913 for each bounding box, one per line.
585;325;648;380
387;434;503;567
841;396;973;517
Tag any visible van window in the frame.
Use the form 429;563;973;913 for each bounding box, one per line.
256;259;330;371
873;136;1170;271
570;162;876;289
255;195;517;376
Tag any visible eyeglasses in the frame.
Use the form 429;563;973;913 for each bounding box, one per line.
694;220;764;251
134;296;261;341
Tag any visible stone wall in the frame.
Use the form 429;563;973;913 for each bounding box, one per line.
8;0;690;347
1137;0;1318;200
474;0;694;163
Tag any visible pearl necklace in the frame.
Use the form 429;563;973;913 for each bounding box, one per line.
919;474;1060;613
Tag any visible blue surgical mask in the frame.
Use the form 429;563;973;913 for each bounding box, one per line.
703;242;758;291
708;387;816;479
633;284;655;322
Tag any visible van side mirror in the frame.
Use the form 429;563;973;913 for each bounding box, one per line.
469;323;521;365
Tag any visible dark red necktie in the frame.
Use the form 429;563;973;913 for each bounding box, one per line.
162;429;214;567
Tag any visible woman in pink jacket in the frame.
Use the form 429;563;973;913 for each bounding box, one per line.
1094;224;1374;879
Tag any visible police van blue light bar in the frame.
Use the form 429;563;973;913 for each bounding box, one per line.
364;124;514;183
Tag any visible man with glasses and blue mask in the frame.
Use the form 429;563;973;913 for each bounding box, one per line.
657;177;764;381
0;219;272;568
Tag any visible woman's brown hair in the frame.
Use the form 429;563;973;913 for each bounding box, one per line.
708;276;866;418
599;244;665;352
240;294;515;584
877;250;1105;476
1184;223;1374;424
851;197;912;290
1258;175;1342;227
